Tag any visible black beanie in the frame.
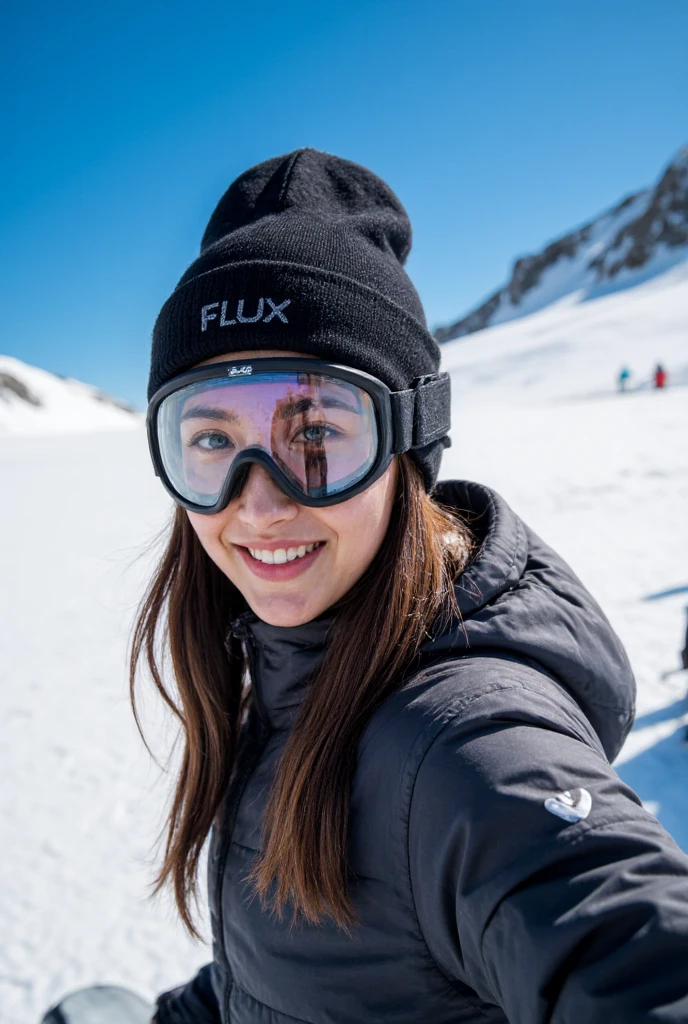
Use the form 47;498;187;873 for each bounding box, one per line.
149;148;449;489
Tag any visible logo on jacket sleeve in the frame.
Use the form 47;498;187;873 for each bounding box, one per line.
544;787;592;823
201;298;292;332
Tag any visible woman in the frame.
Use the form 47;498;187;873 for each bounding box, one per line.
135;149;688;1023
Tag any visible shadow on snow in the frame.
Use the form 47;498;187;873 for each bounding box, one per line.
642;585;688;602
616;723;688;853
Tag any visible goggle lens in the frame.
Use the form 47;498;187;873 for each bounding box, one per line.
155;371;379;507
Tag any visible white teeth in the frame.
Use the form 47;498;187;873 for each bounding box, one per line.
248;542;321;563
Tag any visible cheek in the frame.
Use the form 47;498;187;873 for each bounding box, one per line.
322;463;397;565
186;510;226;561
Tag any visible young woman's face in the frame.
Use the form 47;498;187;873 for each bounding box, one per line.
185;350;398;627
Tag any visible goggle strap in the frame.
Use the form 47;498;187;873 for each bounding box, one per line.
390;372;451;453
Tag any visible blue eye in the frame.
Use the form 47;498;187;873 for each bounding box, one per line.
192;432;232;451
299;424;337;443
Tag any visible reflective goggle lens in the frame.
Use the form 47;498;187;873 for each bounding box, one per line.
155;371;379;507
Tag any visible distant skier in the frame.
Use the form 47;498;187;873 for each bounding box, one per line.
617;366;631;392
654;363;668;389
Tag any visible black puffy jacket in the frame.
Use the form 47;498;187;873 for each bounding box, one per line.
155;480;688;1023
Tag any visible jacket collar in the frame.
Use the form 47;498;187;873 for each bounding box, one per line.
227;480;529;733
433;479;528;616
230;611;331;730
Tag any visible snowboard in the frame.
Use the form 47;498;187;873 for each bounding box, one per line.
40;985;154;1023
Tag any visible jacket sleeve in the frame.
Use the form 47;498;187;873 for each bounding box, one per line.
154;961;222;1024
409;680;688;1023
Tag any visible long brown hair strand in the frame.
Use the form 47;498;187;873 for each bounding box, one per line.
129;455;475;938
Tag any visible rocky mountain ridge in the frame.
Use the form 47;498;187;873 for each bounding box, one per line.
435;146;688;343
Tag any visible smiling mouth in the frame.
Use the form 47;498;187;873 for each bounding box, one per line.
246;542;324;565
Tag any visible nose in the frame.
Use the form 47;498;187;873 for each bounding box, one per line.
233;462;299;529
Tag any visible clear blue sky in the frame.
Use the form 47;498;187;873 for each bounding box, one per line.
3;0;686;409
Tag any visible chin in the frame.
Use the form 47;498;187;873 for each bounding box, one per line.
250;593;325;628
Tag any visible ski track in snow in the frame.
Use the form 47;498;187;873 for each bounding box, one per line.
1;262;687;1022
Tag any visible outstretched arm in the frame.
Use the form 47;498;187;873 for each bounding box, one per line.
410;681;688;1022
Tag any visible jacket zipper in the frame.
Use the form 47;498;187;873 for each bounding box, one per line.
217;619;271;1022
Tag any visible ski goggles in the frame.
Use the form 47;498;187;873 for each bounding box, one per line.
147;358;450;513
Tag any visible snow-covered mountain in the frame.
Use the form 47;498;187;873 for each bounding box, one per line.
435;146;688;342
0;356;141;435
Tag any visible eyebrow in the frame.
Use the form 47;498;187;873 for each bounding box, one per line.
179;405;239;424
276;396;360;420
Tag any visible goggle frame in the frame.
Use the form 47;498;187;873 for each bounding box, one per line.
146;358;400;513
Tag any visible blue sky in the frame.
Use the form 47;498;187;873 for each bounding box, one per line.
3;0;686;409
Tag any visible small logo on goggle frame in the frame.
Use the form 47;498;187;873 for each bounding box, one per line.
228;365;252;377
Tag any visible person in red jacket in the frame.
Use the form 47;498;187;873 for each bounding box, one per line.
654;363;668;388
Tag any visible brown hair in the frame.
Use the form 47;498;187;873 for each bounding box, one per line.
129;455;475;938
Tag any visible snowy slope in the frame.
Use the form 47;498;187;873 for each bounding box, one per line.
1;263;687;1021
0;429;198;1024
0;356;141;435
441;258;688;401
436;146;688;340
439;258;688;843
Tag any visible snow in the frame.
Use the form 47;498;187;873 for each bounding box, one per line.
441;258;688;399
1;256;687;1021
0;430;192;1022
0;356;142;436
